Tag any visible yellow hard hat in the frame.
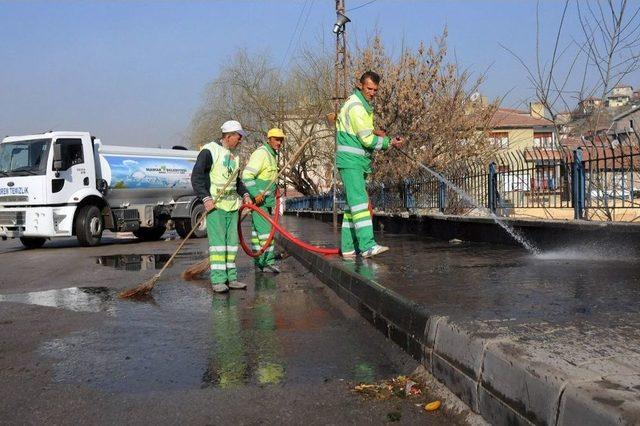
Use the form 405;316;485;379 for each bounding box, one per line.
267;128;285;139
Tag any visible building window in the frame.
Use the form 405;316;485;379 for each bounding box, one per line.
489;132;509;148
534;132;553;148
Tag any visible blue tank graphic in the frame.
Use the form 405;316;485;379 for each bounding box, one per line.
104;155;195;189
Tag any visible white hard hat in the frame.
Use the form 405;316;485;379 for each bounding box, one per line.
221;120;246;136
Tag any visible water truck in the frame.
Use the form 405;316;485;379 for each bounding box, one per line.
0;131;207;248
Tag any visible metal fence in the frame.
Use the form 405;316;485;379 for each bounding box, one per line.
286;133;640;221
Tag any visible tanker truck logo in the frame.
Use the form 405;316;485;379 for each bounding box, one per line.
106;156;195;189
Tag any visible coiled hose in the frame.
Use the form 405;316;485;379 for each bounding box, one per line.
238;190;340;256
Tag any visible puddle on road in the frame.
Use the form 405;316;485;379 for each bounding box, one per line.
0;287;118;314
95;251;204;271
2;273;402;393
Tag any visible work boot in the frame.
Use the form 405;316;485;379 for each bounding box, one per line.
341;250;357;260
228;281;248;290
212;283;229;293
361;244;389;258
262;265;281;274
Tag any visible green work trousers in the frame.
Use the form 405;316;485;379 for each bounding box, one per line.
338;168;376;253
251;206;275;269
207;209;239;284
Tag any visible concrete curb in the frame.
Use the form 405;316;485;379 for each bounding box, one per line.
278;235;638;425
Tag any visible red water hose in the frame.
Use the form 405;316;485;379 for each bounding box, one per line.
238;191;339;256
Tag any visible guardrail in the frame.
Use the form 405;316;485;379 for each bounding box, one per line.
286;132;640;221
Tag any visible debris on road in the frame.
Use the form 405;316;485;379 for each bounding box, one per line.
424;400;441;411
353;374;443;415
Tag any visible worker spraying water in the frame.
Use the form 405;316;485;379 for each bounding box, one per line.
336;71;405;259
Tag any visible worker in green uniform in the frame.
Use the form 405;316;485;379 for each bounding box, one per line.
336;71;404;259
192;120;253;293
242;128;283;273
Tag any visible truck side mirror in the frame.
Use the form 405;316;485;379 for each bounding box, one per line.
53;143;63;171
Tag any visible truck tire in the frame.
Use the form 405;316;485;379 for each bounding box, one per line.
134;225;166;241
75;205;103;247
20;237;46;249
175;203;207;239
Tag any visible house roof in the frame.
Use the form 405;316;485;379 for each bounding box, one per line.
565;109;614;134
526;140;640;169
613;104;640;121
489;108;554;129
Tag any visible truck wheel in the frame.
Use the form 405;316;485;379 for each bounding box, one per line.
20;237;46;249
133;225;167;241
176;203;207;239
75;205;103;247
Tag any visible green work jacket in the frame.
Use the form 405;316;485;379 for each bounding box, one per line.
242;142;278;208
336;89;391;172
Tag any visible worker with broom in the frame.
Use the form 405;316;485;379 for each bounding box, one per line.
191;120;253;293
336;71;404;259
242;128;284;273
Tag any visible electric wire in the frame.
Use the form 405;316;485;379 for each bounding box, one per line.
346;0;379;12
279;0;311;72
289;0;315;67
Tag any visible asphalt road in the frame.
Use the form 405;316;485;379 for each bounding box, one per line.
0;234;464;425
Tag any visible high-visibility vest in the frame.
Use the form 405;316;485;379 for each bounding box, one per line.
336;90;390;172
203;141;240;212
242;143;278;208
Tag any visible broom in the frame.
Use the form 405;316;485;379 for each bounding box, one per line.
181;258;209;281
181;136;314;280
119;168;240;298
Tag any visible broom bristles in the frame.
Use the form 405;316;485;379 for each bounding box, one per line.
181;258;209;281
118;275;160;299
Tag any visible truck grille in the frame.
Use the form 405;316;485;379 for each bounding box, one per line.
0;211;25;226
0;196;29;203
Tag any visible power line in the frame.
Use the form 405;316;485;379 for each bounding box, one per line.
290;0;315;67
279;0;310;72
346;0;378;12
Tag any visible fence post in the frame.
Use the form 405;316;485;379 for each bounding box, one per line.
488;162;497;214
572;148;585;219
438;180;446;213
403;179;409;209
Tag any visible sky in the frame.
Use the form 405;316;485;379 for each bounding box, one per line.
1;0;638;148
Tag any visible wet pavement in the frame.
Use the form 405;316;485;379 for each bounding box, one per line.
0;234;464;424
95;252;204;271
282;215;640;327
280;215;640;423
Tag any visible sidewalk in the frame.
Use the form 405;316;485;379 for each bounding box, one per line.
279;214;640;425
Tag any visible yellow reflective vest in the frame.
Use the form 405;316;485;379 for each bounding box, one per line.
242;143;278;208
336;89;390;172
203;141;240;211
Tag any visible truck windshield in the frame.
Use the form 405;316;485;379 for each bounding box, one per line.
0;139;51;177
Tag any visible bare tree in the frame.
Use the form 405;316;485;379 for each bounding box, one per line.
578;0;640;100
188;50;334;195
353;30;498;182
189;31;498;198
504;0;640;133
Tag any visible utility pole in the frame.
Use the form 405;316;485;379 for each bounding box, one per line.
333;0;349;230
277;95;287;198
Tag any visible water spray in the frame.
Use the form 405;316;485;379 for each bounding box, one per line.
394;146;541;254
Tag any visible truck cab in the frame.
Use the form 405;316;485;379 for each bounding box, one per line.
0;131;205;248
